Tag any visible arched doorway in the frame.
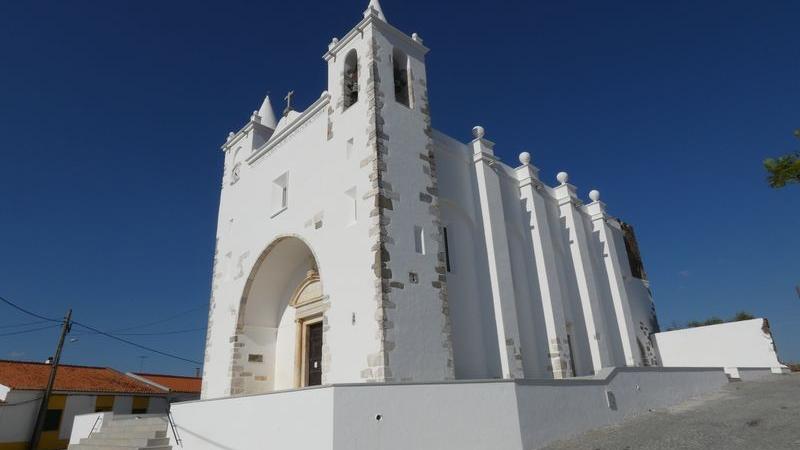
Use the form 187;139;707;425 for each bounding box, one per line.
231;236;327;394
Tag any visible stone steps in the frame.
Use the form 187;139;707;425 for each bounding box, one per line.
68;414;172;450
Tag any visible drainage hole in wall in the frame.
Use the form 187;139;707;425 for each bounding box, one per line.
375;414;382;421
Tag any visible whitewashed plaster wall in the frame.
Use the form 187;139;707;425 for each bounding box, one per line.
0;390;39;443
59;395;94;440
168;367;730;450
654;318;787;371
202;2;661;398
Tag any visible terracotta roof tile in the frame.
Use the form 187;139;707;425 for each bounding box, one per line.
0;360;163;394
132;373;201;394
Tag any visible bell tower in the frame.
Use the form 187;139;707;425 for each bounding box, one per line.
323;0;454;382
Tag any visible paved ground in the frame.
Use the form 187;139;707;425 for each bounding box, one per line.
542;373;800;450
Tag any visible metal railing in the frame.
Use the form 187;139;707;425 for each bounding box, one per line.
88;414;103;436
167;409;183;448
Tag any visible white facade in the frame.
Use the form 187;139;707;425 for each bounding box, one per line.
166;367;729;450
654;318;789;375
201;0;660;399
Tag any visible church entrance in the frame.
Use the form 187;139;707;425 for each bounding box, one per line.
305;322;323;386
235;236;328;394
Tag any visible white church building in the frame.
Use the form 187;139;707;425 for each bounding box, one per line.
69;2;788;449
200;0;660;399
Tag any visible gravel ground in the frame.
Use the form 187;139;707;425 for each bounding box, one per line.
541;373;800;450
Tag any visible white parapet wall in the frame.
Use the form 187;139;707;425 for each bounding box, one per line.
165;367;730;450
653;318;788;376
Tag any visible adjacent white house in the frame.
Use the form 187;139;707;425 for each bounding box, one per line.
200;0;660;400
0;360;171;450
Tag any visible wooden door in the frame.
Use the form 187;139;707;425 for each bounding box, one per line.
306;322;323;386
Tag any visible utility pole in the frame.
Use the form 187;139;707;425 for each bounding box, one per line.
29;309;71;450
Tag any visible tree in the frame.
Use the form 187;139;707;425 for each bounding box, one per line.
680;311;754;329
732;311;755;321
764;130;800;188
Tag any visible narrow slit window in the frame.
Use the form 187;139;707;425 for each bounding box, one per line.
343;50;359;109
443;226;452;272
272;173;289;216
346;138;354;160
414;226;425;254
392;48;411;107
345;187;357;224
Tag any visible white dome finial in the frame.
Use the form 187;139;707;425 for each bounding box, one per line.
589;190;600;202
364;0;386;21
556;172;569;185
258;95;278;129
472;126;485;140
519;152;531;166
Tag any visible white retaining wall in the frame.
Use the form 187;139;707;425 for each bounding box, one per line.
653;318;787;372
164;367;730;450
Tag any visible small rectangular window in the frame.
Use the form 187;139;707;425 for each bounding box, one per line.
131;396;149;415
43;409;63;432
346;138;354;160
271;173;289;216
345;187;357;224
443;226;452;272
95;395;114;413
414;226;425;254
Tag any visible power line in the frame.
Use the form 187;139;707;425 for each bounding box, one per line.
112;327;207;336
71;321;202;365
0;320;51;329
112;305;206;332
0;396;43;407
0;324;60;337
73;304;207;336
0;294;202;365
0;295;59;323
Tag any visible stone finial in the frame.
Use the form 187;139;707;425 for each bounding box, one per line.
412;33;423;44
519;151;531;166
329;37;339;50
364;0;387;21
227;132;235;140
556;171;569;185
589;190;600;202
472;126;485;140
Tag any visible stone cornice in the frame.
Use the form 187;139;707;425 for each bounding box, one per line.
246;93;331;166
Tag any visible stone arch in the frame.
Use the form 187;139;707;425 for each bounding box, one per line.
230;235;328;395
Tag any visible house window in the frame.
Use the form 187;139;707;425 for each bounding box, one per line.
343;50;359;109
42;409;63;432
271;173;289;216
414;226;425;254
131;396;149;414
443;226;452;272
392;48;411;107
95;395;114;412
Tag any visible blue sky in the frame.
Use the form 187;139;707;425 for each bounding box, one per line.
0;0;798;375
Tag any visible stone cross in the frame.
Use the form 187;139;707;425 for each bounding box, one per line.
283;90;294;116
